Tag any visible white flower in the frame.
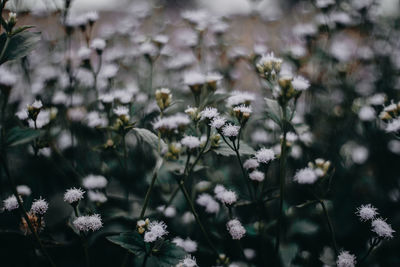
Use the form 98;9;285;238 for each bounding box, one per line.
144;221;168;242
157;205;177;217
99;93;114;103
210;116;226;129
64;188;85;204
200;107;219;120
292;76;310;91
181;136;201;149
173;237;197;253
226;219;246;240
144;231;158;242
255;148;275;164
82;174;108;190
15;109;28;120
153;113;191;131
257;52;283;71
78;47;91;60
113;106;129;117
177;255;198;267
386;119;400;133
16;185;31;196
85;11;99;22
222;124;240;137
31;197;48;215
244;248;256;260
3;195;19;211
215;186;237;205
183;71;205;86
358;106;376;121
356;204;378;221
243;158;259;170
293;167;318;184
249;170;265;182
371;218;395;239
196;193;220;214
336;251;356;267
31;100;43;109
73;214;103;232
226;91;255;107
88;191;107;203
90;38;106;51
316;0;335;8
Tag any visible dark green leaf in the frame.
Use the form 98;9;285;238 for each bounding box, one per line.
213;141;255;157
6;127;42;147
0;31;41;64
147;241;186;267
133;128;167;151
106;232;146;255
12;25;35;35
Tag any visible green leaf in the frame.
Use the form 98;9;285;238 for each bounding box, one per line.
6;127;42;147
279;243;298;267
0;31;41;64
213;141;255;157
12;25;35;35
147;241;186;267
265;98;282;126
133;128;167;151
106;232;146;256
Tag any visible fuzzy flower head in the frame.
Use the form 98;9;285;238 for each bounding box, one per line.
173;237;198;253
64;188;85;204
30;198;48;216
243;158;259;170
73;214;103;232
371;218;395;239
153;114;191;136
181;136;201;150
3;195;19;211
226;219;246;240
336;251;356;267
292;76;310;91
210;116;226;129
249;170;265;182
215;186;237;205
255;148;275;164
144;221;168;242
200;107;219;121
222;124;240;138
196;193;220;214
17;185;31;197
177;255;198;267
293;167;318;184
90;38;106;52
356;204;378;221
82;174;108;190
226;91;256;107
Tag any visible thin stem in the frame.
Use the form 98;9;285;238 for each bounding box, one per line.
360;237;381;263
122;134;129;203
319;200;339;256
0;155;57;267
0;35;10;63
74;206;90;267
275;103;288;258
139;166;160;219
232;140;253;200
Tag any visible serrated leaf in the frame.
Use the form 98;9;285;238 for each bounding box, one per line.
6;127;42;147
147;241;186;267
213;141;255;157
107;232;146;255
133;128;167;151
0;31;41;64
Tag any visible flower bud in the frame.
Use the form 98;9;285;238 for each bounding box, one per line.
155;88;172;111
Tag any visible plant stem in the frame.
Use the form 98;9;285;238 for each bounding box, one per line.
232;140;253;200
0;155;57;267
139;166;160;219
74;206;90;267
0;35;10;63
360;237;381;263
274;103;288;258
122;134;129;203
318;200;339;256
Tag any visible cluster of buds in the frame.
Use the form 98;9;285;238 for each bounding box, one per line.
136;218;150;234
379;101;400;121
232;105;252;126
155;88;172;112
308;158;331;178
185;106;200;121
210;134;221;148
165;142;181;160
2;12;17;35
20;212;45;235
216;253;230;266
256;52;282;80
27;100;43;122
277;76;300;105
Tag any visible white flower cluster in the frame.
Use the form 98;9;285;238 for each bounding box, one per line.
64;188;85;204
254;148;275;164
153;113;191;132
181;136;201;149
73;214;103;232
210;116;226;129
196;193;220;214
226;91;256;107
356;204;395;239
214;185;237;205
226;219;246;240
144;221;168;243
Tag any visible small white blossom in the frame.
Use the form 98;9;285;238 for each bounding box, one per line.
243;158;259;170
293;167;318;184
181;136;201;149
82;174;108;190
144;221;168;242
16;185;31;196
336;251;356;267
233;105;252;114
113;106;129;117
15;109;28;120
292;76;310;91
31;100;43;109
371;218;395;239
30;197;48;215
356;204;378;221
358;106;376;121
226;219;246;240
215;186;237;205
90;38;106;51
73;214;103;232
210;116;226;129
255;148;275;164
249;170;265;182
222;124;240;137
173;237;198;253
226;91;255;107
177;255;198;267
200;107;219;120
196;193;220;214
64;188;85;204
88;191;107;203
3;195;19;211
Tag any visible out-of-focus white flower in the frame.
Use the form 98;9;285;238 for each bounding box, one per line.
385;119;400;133
336;251;356;267
244;248;256;260
173;237;198;253
82;174;108;190
157;205;177;218
293;167;318;184
356;204;378;221
73;214;103;232
183;71;205;86
64;188;85;204
15;109;28;120
371;218;395;239
30;198;48;215
215;185;237;205
226;219;246;240
249;170;265;182
358;106;376;121
292;76;310;91
3;195;19;211
243;158;259;170
78;47;92;60
181;136;201;149
17;185;31;196
226;91;255;107
153;114;191;132
255;148;275;164
90;38;106;51
88;191;107;203
196;193;220;214
113;106;129;117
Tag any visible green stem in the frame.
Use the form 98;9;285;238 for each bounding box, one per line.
275;104;288;258
319;200;339;256
360;237;381;263
74;206;90;267
0;35;10;63
122;134;129;203
139;166;160;219
232;140;253;200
